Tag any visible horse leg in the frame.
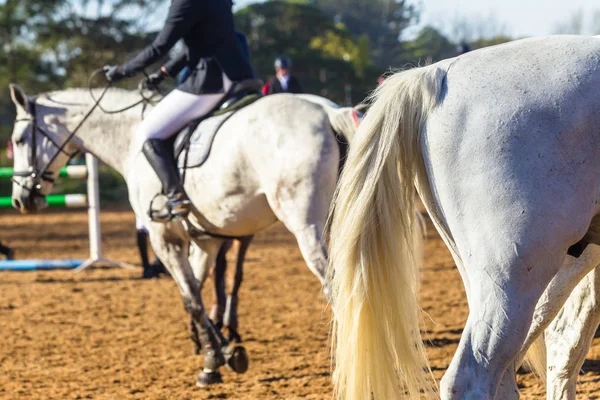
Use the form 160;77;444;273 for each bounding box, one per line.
187;239;223;355
187;238;249;375
544;266;600;400
516;246;600;370
148;229;227;386
494;366;520;400
224;235;254;343
441;241;565;399
266;191;333;303
210;239;233;330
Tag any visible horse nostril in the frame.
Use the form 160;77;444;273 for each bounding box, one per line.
12;198;22;210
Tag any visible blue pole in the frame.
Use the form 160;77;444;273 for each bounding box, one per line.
0;259;85;271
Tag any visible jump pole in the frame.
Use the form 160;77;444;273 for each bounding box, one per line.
75;154;134;271
0;155;134;271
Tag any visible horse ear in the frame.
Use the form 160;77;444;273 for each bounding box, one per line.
9;83;30;115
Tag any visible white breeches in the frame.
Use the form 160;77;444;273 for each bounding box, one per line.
131;73;232;155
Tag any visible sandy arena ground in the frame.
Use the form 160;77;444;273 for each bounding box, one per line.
1;209;600;399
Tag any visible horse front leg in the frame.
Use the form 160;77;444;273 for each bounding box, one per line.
148;228;228;387
188;238;250;377
224;235;253;343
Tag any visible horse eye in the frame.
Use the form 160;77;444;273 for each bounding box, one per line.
14;136;26;145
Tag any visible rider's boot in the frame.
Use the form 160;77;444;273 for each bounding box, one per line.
142;139;191;221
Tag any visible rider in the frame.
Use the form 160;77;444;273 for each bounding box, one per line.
104;0;255;221
262;56;303;95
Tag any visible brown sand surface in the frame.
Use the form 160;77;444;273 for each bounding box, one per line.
1;209;600;399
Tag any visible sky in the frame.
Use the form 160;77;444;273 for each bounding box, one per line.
411;0;599;38
234;0;600;39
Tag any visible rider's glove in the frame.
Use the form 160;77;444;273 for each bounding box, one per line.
145;70;166;87
103;65;128;83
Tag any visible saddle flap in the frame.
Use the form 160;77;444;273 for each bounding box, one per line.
175;88;263;169
176;112;232;169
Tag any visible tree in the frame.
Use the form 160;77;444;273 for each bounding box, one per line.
235;1;378;103
0;0;164;142
312;0;418;68
395;26;455;66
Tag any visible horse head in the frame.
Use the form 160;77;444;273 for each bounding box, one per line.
9;84;74;213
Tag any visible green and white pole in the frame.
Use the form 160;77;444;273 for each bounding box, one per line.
0;165;87;180
0;194;87;208
0;155;134;271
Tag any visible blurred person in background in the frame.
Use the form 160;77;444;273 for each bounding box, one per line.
262;56;303;95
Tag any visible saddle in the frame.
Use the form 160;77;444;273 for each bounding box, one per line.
173;79;263;169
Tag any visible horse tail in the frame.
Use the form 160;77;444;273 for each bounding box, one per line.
294;93;359;143
327;65;445;400
325;106;359;143
523;333;547;382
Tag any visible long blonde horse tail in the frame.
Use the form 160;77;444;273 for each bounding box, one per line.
327;65;446;400
523;333;547;382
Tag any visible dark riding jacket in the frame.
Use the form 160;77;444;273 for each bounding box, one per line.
265;76;303;95
123;0;254;89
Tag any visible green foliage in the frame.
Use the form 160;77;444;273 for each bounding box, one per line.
235;1;378;103
313;0;417;68
0;0;161;144
397;27;456;66
470;36;513;50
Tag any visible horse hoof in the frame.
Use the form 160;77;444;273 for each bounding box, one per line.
226;345;249;374
196;370;222;387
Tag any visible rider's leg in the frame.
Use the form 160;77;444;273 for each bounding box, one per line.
135;75;233;219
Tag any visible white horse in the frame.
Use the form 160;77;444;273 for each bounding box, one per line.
327;35;600;399
8;86;357;385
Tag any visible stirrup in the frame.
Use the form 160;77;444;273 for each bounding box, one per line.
167;196;191;219
149;193;191;222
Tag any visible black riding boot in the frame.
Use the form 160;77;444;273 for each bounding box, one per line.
142;139;191;221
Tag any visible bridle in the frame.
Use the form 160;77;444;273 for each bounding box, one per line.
12;100;82;194
11;68;161;198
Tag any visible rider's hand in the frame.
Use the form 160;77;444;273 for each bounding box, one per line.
145;70;166;88
103;65;127;83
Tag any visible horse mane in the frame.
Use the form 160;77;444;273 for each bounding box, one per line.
37;87;152;110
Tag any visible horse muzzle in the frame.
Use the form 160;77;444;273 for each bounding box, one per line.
12;191;48;214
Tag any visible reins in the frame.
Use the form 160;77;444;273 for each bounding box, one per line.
12;68;159;195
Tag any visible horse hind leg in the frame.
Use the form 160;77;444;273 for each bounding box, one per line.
266;183;334;302
210;239;233;330
224;235;254;343
544;265;600;400
442;241;566;399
